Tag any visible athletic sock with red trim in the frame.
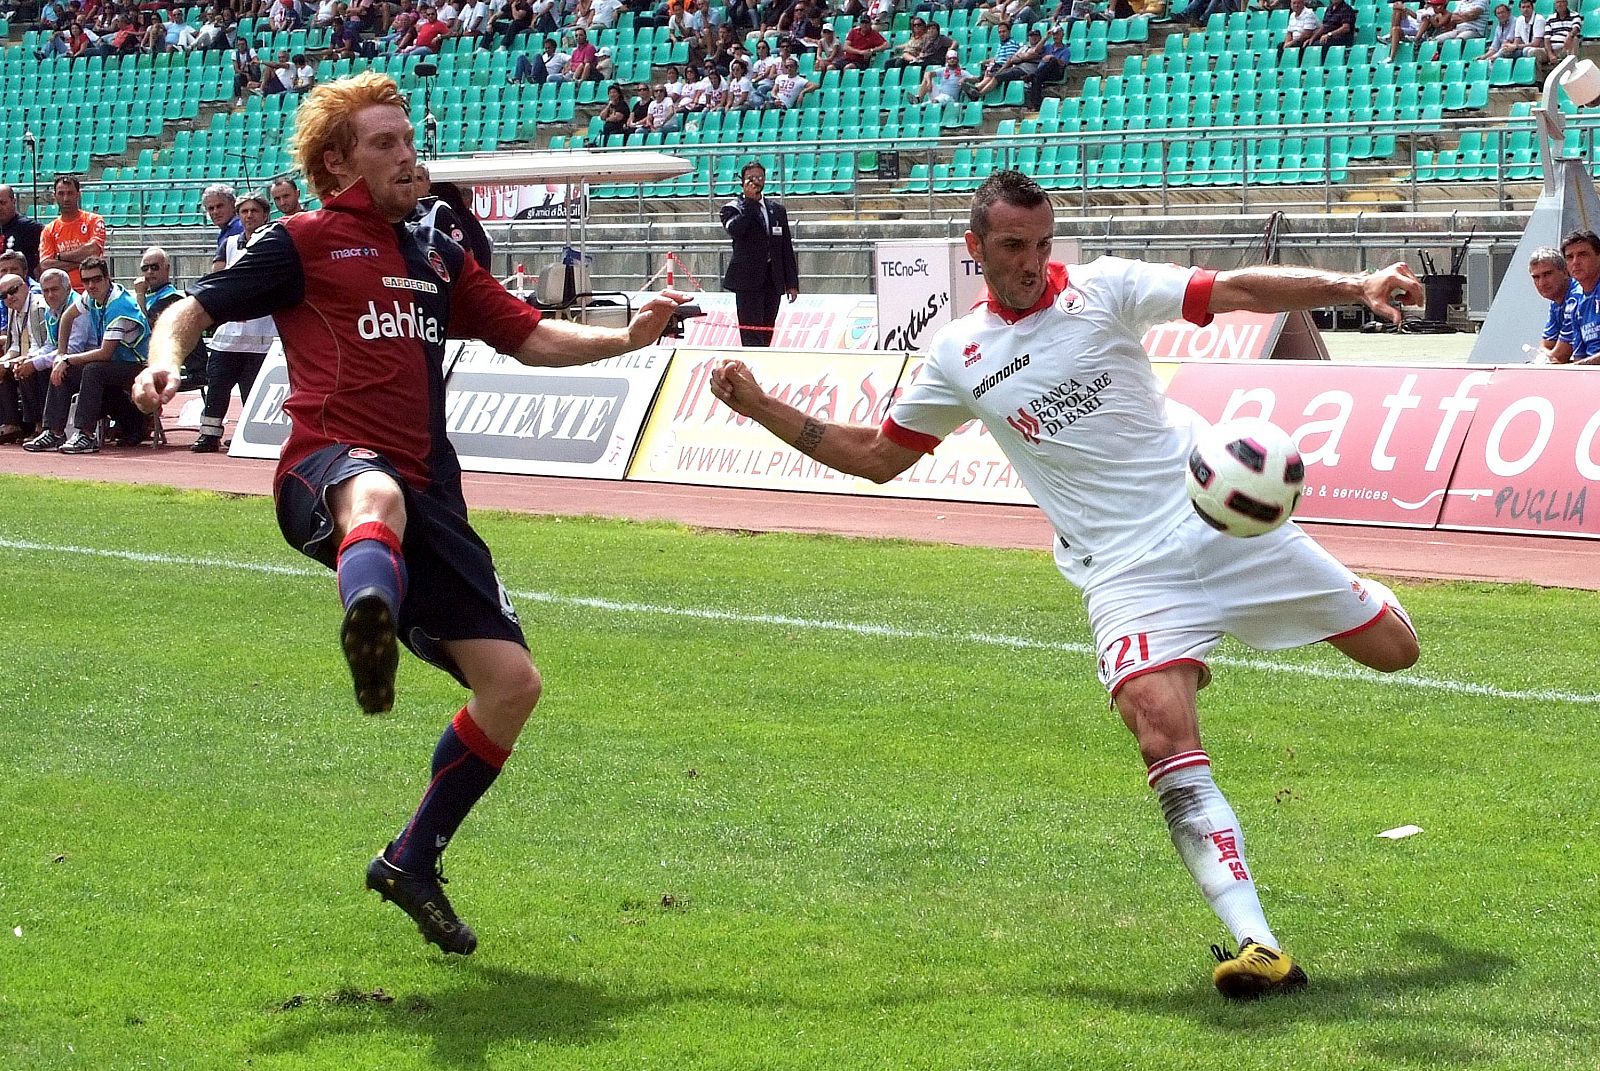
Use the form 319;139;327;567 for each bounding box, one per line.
1148;750;1279;948
386;706;510;875
337;521;408;615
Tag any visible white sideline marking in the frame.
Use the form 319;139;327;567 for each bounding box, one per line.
3;536;1596;706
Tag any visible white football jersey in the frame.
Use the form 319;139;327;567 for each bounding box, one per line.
884;256;1216;588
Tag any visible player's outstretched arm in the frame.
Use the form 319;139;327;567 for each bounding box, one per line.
709;359;923;484
514;289;693;367
1209;261;1423;326
133;296;213;414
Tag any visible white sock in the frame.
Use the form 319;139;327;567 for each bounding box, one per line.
1148;751;1278;949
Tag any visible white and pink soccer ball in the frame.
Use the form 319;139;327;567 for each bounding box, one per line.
1185;419;1306;537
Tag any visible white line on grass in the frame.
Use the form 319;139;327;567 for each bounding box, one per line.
3;536;1596;706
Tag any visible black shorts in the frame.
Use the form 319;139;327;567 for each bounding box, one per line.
275;443;527;686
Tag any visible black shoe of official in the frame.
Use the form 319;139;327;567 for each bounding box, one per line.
190;433;222;453
365;855;478;955
340;589;399;714
23;429;65;452
58;431;99;454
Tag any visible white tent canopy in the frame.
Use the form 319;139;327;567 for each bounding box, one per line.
422;150;693;188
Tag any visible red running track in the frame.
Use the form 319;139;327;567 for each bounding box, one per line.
2;441;1596;591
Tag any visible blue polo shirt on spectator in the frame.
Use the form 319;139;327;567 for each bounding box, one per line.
1558;277;1600;360
1544;285;1571;347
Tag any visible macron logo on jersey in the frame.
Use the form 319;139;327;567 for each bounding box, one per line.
357;300;444;343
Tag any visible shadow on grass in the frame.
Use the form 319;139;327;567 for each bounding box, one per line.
1054;930;1592;1061
255;963;652;1067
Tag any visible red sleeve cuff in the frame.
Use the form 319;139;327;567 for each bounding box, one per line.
1182;268;1218;327
881;415;941;454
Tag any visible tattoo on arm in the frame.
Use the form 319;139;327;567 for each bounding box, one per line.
794;418;825;455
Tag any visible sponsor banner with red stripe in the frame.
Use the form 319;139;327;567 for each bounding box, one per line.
1436;367;1600;538
1165;362;1494;527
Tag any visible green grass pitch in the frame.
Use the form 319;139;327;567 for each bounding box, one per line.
1;475;1596;1070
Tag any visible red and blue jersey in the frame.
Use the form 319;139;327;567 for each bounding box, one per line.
188;179;542;505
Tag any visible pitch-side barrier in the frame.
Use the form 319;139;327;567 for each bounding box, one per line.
231;340;1600;541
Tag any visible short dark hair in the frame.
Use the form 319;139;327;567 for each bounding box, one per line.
970;170;1049;238
1561;229;1600;256
79;254;109;277
53;173;81;191
740;160;766;181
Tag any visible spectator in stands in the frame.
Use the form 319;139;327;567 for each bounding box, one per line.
666;0;701;42
481;0;531;48
383;0;418;46
1541;0;1580;63
598;82;633;138
512;35;569;81
966;22;1030;99
39;174;105;293
289;53;316;92
202;183;242;271
402;3;449;53
457;0;490;37
0;185;44;279
103;14;141;55
1480;2;1516;56
840;11;889;68
1305;0;1356;50
138;12;164;55
867;0;896;29
725;0;758;32
661;61;689;99
190;192;276;452
886;15;929;67
568;25;600;79
331;14;365;56
749;39;778;86
812;23;844;71
1025;23;1071;109
638;83;682;131
1426;0;1491;55
1550;230;1600;365
1485;0;1543;58
232;34;263;101
262;48;296;94
963;20;1018;98
570;0;597;31
1280;0;1321;49
24;254;149;454
1384;1;1427;62
728;57;764;108
314;0;342;26
195;12;231;51
1528;247;1571;363
767;54;815;108
0;270;53;445
910;49;971;103
162;10;198;50
269;0;305;30
593;0;624;26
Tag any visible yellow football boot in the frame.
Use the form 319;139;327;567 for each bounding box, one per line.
1211;940;1309;1001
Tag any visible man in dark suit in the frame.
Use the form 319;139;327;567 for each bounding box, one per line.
720;161;799;347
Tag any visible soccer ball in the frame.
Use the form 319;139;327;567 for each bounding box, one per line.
1185;418;1305;537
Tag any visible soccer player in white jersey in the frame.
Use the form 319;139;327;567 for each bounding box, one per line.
709;170;1424;1001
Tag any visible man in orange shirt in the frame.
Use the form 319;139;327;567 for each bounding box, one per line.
38;174;107;293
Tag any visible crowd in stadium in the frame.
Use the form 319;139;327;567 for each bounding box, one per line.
0;172;307;454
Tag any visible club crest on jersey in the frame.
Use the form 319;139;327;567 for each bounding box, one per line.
962;342;982;367
427;248;451;283
1007;408;1042;445
1061;287;1086;314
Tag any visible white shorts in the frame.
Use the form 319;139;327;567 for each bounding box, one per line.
1085;511;1407;696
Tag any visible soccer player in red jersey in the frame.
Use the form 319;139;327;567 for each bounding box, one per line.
134;72;690;955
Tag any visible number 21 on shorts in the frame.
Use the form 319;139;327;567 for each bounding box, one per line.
1098;632;1151;684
